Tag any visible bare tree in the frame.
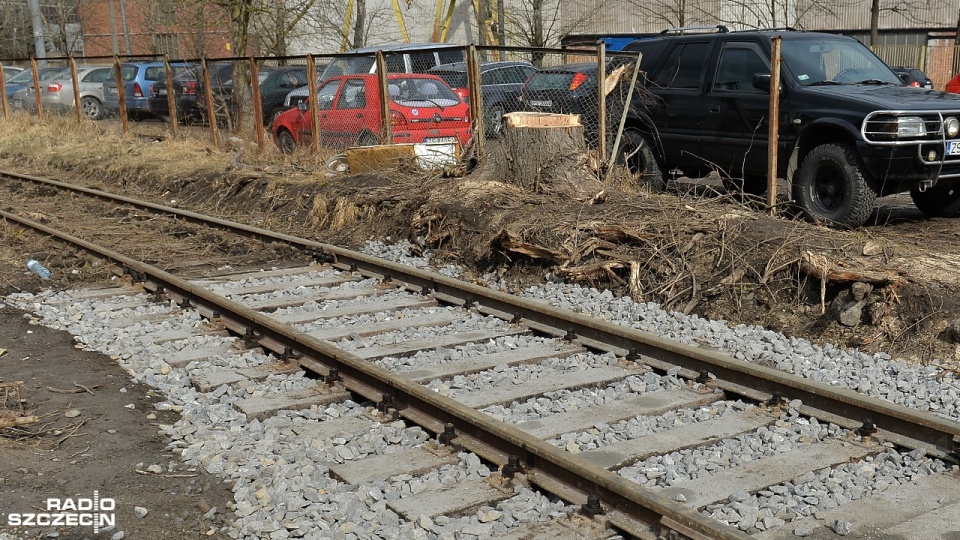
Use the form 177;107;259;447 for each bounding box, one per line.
621;0;709;29
868;0;940;46
505;0;604;64
299;0;403;53
249;0;319;57
0;1;35;58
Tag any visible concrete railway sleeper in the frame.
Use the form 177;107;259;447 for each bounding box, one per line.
2;173;960;538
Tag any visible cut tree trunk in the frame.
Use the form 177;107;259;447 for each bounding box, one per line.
502;112;587;192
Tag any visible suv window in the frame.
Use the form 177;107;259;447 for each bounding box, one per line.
385;54;406;73
437;50;463;65
653;42;709;89
713;43;769;92
83;68;112;83
409;52;436;73
481;68;505;85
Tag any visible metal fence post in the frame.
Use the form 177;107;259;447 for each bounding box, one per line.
597;41;607;174
249;57;264;151
766;36;782;214
201;58;219;145
113;56;128;133
466;45;483;157
376;51;392;145
163;54;178;137
0;62;8;118
30;58;42;120
307;54;318;153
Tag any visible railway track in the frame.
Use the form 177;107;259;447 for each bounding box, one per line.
3;169;960;539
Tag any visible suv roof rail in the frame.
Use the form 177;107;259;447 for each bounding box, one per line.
734;26;800;33
660;25;729;35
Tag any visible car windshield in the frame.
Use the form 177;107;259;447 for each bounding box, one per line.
781;38;901;86
430;70;467;89
320;57;376;79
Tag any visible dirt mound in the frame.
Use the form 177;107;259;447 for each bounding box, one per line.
2;114;960;369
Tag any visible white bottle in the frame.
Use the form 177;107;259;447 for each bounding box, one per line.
26;259;51;279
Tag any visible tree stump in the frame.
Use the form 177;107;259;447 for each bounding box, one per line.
502;112;587;192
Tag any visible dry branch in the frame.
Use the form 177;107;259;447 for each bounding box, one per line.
799;251;906;287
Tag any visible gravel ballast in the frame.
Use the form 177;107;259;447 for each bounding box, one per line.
6;240;960;536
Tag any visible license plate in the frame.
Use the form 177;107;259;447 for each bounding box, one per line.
424;136;455;144
157;88;167;95
948;140;960;156
530;100;552;107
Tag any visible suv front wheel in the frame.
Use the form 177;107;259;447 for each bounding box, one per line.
793;143;876;228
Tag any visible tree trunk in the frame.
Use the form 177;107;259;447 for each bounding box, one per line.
870;0;880;47
352;0;366;49
502;112;587;192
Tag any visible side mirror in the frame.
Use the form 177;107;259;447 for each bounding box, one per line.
297;101;309;112
752;73;771;91
898;73;910;83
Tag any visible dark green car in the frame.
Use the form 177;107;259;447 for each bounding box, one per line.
259;65;307;126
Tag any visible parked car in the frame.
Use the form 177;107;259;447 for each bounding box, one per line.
31;65;112;119
6;67;67;105
103;61;193;120
519;62;611;143
257;65;308;125
891;66;933;89
148;62;238;125
620;26;960;227
946;73;960;94
283;44;464;114
2;66;24;81
271;73;470;153
427;61;537;138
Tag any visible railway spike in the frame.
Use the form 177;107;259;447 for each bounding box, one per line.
501;455;521;479
419;286;432;296
767;392;785;406
381;273;392;283
377;394;394;415
280;346;294;361
510;313;522;325
581;494;603;518
564;329;577;342
858;419;878;437
438;423;457;445
625;349;641;361
179;297;191;309
324;368;340;385
696;369;711;384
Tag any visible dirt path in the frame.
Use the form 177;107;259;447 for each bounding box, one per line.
0;301;234;539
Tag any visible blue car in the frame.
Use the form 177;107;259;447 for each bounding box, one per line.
102;61;192;120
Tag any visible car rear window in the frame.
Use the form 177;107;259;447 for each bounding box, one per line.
525;72;575;90
120;65;138;81
143;66;191;80
431;71;466;89
389;77;458;101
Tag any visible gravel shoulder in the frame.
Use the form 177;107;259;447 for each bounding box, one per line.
0;301;233;539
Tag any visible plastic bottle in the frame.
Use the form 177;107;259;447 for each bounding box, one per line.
26;259;51;279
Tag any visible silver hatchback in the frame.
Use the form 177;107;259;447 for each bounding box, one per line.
38;65;112;119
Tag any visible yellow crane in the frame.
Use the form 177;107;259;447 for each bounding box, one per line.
341;0;497;51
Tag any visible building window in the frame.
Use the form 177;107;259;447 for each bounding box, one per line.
152;0;177;26
153;33;179;57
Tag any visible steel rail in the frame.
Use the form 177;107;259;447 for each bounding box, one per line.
0;209;752;540
3;169;960;460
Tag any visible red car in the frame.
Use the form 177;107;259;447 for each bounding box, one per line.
272;73;471;153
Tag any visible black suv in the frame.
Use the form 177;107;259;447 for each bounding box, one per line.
621;27;960;228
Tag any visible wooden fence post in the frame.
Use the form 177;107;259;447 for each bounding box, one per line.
0;62;8;118
467;45;483;157
201;58;219;145
30;59;42;120
766;36;782;215
113;56;128;133
597;41;607;173
249;57;264;151
307;54;318;153
163;54;177;137
376;51;392;145
70;57;82;124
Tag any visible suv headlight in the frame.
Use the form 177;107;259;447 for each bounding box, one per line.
945;117;960;138
896;116;926;137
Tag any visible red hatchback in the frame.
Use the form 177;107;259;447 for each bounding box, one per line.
272;73;471;153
